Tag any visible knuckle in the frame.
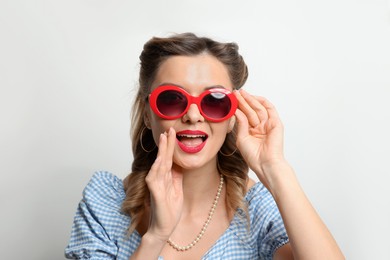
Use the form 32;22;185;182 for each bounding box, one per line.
248;114;258;122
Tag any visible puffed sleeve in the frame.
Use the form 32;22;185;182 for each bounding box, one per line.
65;171;127;259
247;182;289;259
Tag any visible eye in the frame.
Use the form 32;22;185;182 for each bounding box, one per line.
201;92;231;118
159;91;186;105
156;90;188;117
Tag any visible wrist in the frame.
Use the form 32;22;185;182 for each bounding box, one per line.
259;159;297;195
130;232;167;259
142;232;168;249
260;159;291;175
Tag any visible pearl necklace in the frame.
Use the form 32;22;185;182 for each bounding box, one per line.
167;174;224;251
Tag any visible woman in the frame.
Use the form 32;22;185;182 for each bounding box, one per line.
65;33;344;259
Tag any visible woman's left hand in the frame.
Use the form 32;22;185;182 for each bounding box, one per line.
234;90;346;260
234;89;287;188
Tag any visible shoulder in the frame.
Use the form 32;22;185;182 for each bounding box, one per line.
80;171;128;231
65;172;129;259
246;177;256;191
244;180;289;257
245;180;285;230
214;180;288;259
245;180;273;207
80;171;127;219
80;171;127;220
83;171;125;203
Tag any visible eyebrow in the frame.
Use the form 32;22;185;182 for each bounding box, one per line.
158;83;227;90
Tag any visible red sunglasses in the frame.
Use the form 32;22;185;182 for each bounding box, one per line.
148;85;238;122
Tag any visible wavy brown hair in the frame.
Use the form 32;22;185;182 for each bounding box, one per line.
122;33;249;234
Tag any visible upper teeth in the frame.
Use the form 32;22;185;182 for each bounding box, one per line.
177;134;206;138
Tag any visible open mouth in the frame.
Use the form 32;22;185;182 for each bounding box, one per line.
176;134;208;147
175;130;208;153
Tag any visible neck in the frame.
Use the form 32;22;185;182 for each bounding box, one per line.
172;162;223;215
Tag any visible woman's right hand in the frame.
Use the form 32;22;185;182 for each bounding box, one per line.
144;127;183;243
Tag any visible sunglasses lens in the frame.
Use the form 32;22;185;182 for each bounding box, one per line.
201;92;231;119
156;90;188;117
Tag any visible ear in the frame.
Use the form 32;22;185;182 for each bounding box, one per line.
228;115;236;133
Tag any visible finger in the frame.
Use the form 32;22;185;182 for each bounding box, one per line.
239;89;269;126
235;90;262;127
156;132;168;161
157;131;174;178
165;127;176;166
147;133;167;181
254;96;282;123
235;90;260;127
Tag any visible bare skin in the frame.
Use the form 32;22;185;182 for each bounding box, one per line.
130;55;345;260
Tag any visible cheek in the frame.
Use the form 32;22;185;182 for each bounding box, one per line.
214;120;231;133
211;123;231;143
149;116;175;146
150;123;164;146
228;116;236;133
151;130;160;146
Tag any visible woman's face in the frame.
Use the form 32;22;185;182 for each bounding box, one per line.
147;54;235;170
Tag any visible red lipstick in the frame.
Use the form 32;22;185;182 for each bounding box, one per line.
176;130;208;154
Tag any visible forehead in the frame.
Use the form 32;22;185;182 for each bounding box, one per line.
151;54;233;92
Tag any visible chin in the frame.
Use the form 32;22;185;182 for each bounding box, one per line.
173;154;217;171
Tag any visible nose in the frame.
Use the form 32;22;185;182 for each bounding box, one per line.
182;104;204;123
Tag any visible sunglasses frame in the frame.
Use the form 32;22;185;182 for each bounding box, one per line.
148;85;238;122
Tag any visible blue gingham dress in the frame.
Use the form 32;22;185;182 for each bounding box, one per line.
65;172;289;259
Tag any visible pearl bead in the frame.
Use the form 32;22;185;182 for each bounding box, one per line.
167;175;224;252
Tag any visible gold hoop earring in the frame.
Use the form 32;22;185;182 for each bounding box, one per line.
219;147;237;157
140;127;156;153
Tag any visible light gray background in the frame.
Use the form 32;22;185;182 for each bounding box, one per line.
1;0;389;259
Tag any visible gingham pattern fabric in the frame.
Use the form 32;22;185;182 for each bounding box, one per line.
65;171;289;259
